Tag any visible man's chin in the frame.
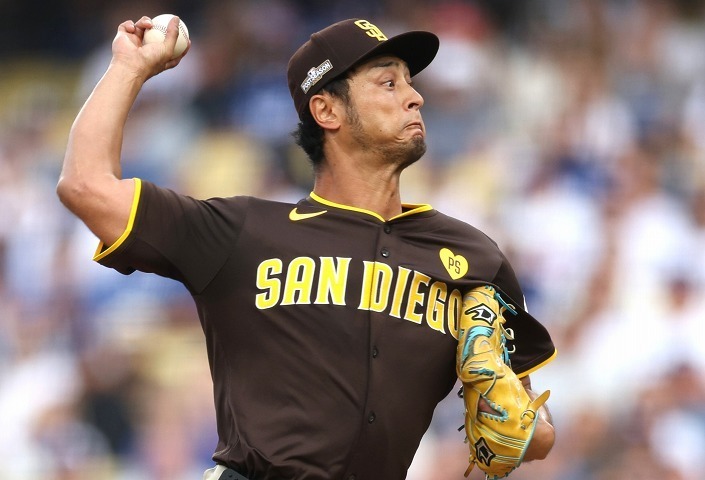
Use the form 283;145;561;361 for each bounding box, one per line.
405;136;427;165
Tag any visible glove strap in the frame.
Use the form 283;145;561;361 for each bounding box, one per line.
520;390;551;430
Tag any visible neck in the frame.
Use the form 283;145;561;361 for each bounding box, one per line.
312;154;404;220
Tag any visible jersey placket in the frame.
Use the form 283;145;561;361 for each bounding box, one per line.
344;220;399;479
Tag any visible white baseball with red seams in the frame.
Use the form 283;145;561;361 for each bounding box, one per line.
142;14;189;59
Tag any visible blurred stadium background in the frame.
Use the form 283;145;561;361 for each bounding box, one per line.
1;0;705;478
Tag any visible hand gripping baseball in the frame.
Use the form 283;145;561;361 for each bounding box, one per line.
456;285;550;479
112;16;189;80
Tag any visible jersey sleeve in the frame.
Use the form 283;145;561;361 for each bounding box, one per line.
491;253;557;377
94;179;248;294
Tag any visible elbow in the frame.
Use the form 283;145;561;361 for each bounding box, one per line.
56;173;108;216
56;174;87;213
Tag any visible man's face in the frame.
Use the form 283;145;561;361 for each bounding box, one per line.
342;55;427;168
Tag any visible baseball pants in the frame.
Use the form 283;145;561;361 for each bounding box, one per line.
203;464;250;480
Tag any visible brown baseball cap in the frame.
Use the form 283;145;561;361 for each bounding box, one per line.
287;18;440;119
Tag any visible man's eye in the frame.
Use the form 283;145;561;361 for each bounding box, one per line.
384;80;395;87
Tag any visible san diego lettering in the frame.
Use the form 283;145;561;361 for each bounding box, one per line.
255;256;462;338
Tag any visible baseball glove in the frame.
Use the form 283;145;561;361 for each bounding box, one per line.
456;285;550;479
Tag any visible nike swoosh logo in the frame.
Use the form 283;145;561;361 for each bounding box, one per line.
289;208;327;222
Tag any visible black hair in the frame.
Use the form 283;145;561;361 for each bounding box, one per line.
291;75;352;170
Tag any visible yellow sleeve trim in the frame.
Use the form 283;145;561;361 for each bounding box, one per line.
309;191;433;221
93;178;143;262
517;348;558;379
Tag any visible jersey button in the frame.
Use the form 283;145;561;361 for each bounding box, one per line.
368;412;376;423
347;476;356;480
384;224;392;234
372;347;379;358
381;248;390;258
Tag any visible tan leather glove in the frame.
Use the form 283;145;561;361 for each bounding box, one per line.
457;285;550;479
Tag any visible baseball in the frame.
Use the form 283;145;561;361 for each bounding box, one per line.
143;14;189;59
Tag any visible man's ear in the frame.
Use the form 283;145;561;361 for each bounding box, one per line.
309;94;341;131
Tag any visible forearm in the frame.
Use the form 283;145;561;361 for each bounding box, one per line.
57;63;145;244
62;63;146;185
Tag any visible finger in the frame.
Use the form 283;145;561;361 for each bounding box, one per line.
118;19;137;33
135;16;153;29
163;16;181;55
133;16;152;38
164;58;181;70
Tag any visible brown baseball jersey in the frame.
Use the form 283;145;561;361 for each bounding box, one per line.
95;179;556;479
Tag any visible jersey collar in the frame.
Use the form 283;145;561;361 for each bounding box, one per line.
308;191;434;222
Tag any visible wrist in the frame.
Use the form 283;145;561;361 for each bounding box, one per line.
106;58;151;86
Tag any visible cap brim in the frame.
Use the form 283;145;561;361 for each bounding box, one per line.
356;30;439;77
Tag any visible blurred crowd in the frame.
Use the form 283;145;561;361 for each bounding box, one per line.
1;0;705;479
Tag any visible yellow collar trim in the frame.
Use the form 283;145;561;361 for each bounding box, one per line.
309;191;433;222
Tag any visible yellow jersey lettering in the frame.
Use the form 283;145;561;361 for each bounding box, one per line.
256;257;463;339
426;281;447;333
358;261;376;310
447;288;463;339
315;256;350;305
404;271;431;324
370;262;393;312
389;266;412;318
358;261;393;311
281;256;316;305
255;258;283;309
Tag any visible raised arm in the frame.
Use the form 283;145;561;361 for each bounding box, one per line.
57;15;190;246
